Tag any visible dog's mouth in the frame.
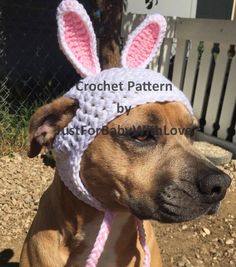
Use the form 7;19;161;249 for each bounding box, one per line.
127;184;222;223
154;201;220;223
206;202;220;215
129;200;221;223
126;169;231;223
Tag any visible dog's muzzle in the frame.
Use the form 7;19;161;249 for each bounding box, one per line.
128;171;231;223
156;171;231;223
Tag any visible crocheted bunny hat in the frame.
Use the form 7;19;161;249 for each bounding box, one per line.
53;1;193;266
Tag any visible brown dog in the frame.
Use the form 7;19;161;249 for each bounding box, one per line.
20;96;231;267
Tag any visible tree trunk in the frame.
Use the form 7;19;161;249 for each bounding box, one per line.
90;0;123;69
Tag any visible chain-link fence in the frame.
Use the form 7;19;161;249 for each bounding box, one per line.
0;0;84;154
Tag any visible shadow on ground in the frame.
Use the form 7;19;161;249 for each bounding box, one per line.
0;249;19;267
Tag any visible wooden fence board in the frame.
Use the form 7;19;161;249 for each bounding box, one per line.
193;42;213;118
204;44;229;135
218;55;236;140
158;38;173;77
172;39;188;89
183;40;199;102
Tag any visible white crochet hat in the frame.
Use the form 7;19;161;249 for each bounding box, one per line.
53;0;193;211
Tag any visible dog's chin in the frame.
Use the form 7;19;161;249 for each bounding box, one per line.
153;203;221;223
206;202;220;215
130;208;203;223
129;201;221;223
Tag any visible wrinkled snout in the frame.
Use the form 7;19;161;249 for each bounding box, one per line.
149;152;233;223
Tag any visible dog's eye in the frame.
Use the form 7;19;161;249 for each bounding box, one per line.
130;130;155;143
135;135;149;142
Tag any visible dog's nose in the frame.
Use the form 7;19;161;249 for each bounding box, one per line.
198;173;231;203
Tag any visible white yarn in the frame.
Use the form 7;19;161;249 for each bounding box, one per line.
53;67;193;210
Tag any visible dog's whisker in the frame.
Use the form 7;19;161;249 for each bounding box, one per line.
179;178;196;187
161;201;186;210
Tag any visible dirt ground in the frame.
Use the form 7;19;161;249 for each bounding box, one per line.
0;153;235;267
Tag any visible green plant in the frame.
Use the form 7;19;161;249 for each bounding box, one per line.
0;102;44;156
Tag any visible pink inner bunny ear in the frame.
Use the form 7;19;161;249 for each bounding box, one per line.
121;14;167;69
57;0;101;77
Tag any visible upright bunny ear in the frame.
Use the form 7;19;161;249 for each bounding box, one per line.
121;14;167;69
57;0;101;77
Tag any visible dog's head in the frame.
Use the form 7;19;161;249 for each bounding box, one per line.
79;101;231;222
28;96;231;223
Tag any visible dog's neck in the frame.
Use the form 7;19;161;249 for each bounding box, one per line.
49;171;140;266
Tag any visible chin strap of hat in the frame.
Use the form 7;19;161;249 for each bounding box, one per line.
84;209;151;267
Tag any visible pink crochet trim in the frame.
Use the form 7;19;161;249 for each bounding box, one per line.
121;14;167;69
85;210;114;267
64;12;96;74
136;218;151;266
126;23;160;68
85;210;151;267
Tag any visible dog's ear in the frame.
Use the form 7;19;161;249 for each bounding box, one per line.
192;115;200;129
28;96;79;158
121;14;167;69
